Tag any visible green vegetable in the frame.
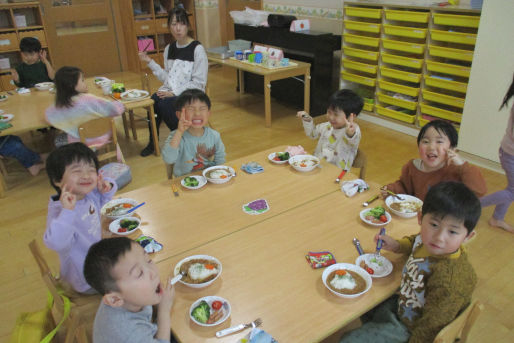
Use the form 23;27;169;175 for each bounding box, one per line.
120;219;139;231
111;82;125;93
276;152;290;161
191;300;210;323
184;176;199;187
366;206;385;219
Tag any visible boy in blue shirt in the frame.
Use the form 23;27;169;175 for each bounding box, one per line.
11;37;55;88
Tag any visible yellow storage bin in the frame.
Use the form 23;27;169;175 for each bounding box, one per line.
381;53;423;69
433;13;480;28
377;92;417;110
378;79;420;97
345;6;381;19
343;59;377;74
343;46;379;61
376;105;416;124
418;116;460;131
363;102;374;112
431;29;476;45
424;75;468;94
429;45;474;62
423;90;465;108
426;60;470;78
384;9;429;23
343;33;379;48
341;71;376;87
384;24;427;39
380;66;421;83
382;39;425;54
344;20;381;33
420;103;462;123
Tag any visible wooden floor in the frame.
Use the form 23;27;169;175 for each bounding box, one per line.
0;66;513;342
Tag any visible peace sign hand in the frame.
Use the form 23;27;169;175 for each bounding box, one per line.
177;107;192;133
97;173;112;194
345;115;356;137
60;184;76;210
447;148;464;166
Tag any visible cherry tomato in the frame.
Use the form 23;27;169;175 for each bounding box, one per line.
379;215;388;223
366;267;374;275
212;300;222;311
273;156;281;161
118;227;127;233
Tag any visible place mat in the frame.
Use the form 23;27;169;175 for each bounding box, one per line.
229;57;298;69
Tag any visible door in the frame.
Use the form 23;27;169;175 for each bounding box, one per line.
41;0;121;75
219;0;262;45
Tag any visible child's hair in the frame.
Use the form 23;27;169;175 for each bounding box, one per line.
175;88;211;110
327;89;364;118
54;66;82;108
422;181;481;234
46;142;99;195
19;37;42;53
417;120;458;148
500;72;514;110
84;237;133;295
168;6;190;27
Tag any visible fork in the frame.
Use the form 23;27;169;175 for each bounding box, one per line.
216;318;262;338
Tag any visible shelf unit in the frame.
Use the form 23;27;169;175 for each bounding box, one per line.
340;1;481;131
0;1;52;91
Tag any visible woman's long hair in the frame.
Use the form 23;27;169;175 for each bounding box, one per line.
55;66;82;108
500;73;514;110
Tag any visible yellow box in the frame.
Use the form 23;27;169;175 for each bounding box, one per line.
363;102;374;112
378;79;420;97
422;90;465;108
377;92;417;110
384;9;429;23
344;20;381;33
343;46;379;61
383;24;427;39
430;29;476;45
429;45;474;62
382;38;425;54
341;71;376;87
343;59;377;74
376;105;416;123
381;52;423;69
343;33;379;48
433;13;480;28
424;75;468;94
380;66;421;83
344;6;381;19
426;60;470;78
420;103;462;123
418;117;429;127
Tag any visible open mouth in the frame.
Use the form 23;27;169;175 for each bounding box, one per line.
155;283;162;294
192;119;203;125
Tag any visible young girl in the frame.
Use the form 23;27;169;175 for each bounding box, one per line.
45;66;125;147
44;142;117;293
480;74;514;233
138;7;208;157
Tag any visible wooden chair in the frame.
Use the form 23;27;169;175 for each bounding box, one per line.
352;148;367;180
29;240;100;343
78;117;124;164
433;300;483;343
121;72;152;140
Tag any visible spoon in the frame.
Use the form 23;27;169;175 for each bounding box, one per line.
170;270;187;285
363;194;379;207
125;202;145;214
386;190;404;201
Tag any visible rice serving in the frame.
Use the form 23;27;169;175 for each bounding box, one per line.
206;169;231;179
327;270;367;295
390;200;421;213
179;259;219;284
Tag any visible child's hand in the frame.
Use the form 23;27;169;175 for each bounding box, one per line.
159;275;175;312
177;108;191;133
10;69;19;83
380;185;389;199
156;90;174;98
138;52;151;63
97;173;112;194
39;50;48;63
447;148;464;166
374;233;400;253
297;111;312;122
60;184;77;210
345;115;356;137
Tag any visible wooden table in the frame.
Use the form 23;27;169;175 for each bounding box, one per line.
208;56;311;128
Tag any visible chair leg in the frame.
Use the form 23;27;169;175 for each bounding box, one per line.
64;311;81;343
129;110;138;140
121;112;130;139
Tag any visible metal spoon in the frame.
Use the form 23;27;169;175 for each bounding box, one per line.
170;270;187;285
363;194;379;207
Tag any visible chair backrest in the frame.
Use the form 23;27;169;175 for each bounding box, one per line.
352;148;367;180
433;300;483;343
78;117;123;164
166;163;174;180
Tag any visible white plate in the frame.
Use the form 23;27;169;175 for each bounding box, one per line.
360;208;391;227
190;296;231;327
181;175;207;190
0;109;4;114
288;154;320;172
121;89;149;100
0;95;7;102
108;216;141;236
385;194;423;218
0;113;13;122
202;166;235;184
355;254;393;278
268;152;289;164
94;76;110;85
35;82;54;90
322;263;372;298
101;198;139;219
174;254;222;288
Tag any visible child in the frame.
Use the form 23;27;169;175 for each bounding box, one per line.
44;142;117;293
0;135;46;176
297;89;364;170
45;66;125;147
11;37;55;88
84;237;175;343
138;7;208;157
162;88;225;177
340;181;481;343
382;120;487;201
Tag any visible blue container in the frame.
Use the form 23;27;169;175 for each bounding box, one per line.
254;52;263;63
235;50;243;60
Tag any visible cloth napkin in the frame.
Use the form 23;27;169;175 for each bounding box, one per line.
241;162;264;174
305;251;336;269
341;179;369;197
17;88;30;94
285;145;307;156
238;328;278;343
135;235;162;253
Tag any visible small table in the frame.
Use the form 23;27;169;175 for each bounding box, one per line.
208;56;311;127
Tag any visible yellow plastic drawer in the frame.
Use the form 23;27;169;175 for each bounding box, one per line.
426;60;470;78
343;33;379;48
433;13;480;28
343;46;379;61
384;9;429;23
376;105;416;123
423;90;465;108
424;75;468;93
418;116;460;131
343;59;377;74
377;92;417;110
345;6;381;19
431;29;476;45
378;79;420;97
429;45;474;62
381;53;423;69
344;20;381;33
420;103;462;123
363;102;374;112
341;71;376;87
382;39;425;54
384;24;427;39
380;66;421;83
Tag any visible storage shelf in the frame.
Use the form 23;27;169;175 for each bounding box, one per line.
376;104;416;124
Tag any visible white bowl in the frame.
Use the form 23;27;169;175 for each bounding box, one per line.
0;94;8;101
268;152;289;164
322;263;372;298
355;254;393;278
94;76;111;86
180;175;207;190
101;198;139;219
0;113;13;122
35;82;54;90
288;154;320;172
360;208;392;227
174;255;222;288
190;296;231;327
121;89;149;100
385;194;423;218
108;216;141;236
202;166;235;184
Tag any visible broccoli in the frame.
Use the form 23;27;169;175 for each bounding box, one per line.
191;300;210;323
367;206;385;219
276;152;290;161
184;176;199;187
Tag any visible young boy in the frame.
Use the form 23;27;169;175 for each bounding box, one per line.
11;37;55;88
162;88;225;177
382;120;487;201
84;237;175;343
340;181;481;343
44;143;117;293
297;89;364;170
